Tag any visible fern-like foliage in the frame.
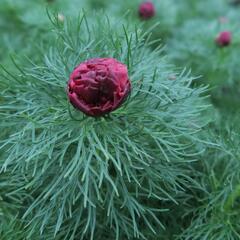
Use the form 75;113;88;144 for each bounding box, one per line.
0;12;210;240
178;118;240;240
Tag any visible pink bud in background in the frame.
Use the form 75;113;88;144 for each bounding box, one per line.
215;31;232;47
139;1;155;20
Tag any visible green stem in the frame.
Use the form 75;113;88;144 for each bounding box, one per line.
224;184;240;211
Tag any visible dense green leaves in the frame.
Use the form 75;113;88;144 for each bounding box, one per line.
0;11;210;240
0;0;240;240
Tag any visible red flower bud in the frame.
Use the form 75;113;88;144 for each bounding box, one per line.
215;31;232;47
139;1;155;20
68;58;131;117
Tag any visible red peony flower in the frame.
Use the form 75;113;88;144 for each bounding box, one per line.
67;58;131;117
215;31;232;47
139;1;155;20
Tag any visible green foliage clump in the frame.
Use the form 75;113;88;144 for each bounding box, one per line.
0;12;210;239
168;17;240;110
0;171;27;240
179;122;240;240
1;0;240;239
